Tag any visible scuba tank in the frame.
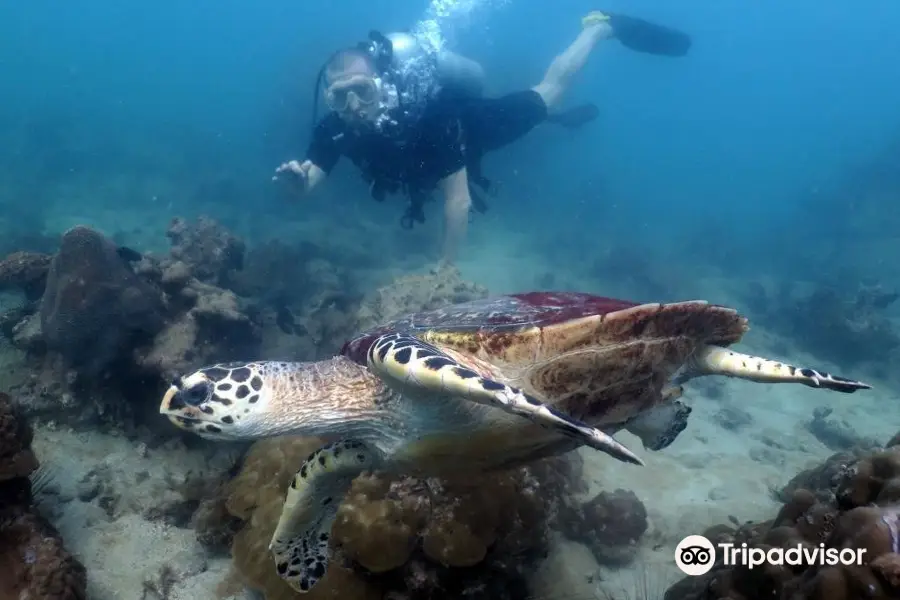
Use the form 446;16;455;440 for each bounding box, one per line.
384;32;486;98
382;32;427;69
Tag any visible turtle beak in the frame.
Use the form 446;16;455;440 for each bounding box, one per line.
159;382;203;430
160;384;185;413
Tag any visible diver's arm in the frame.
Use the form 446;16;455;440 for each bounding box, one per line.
439;166;472;265
304;161;328;192
435;50;486;97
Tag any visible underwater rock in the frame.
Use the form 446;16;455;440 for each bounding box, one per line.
354;266;489;333
0;391;87;600
135;275;260;379
190;489;244;555
777;450;867;505
0;304;31;341
559;488;649;566
712;405;754;432
806;406;880;452
0;393;39;481
225;239;361;360
166;216;244;287
39;225;165;375
141;548;209;600
0;250;52;301
887;431;900;448
228;239;332;301
10;312;44;352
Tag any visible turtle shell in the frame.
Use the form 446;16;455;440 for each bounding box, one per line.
341;292;633;361
342;292;748;424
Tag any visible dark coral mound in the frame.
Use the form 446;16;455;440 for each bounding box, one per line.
0;392;87;600
559;487;648;566
665;439;900;600
39;226;165;375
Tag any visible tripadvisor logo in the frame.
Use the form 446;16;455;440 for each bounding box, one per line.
674;535;866;576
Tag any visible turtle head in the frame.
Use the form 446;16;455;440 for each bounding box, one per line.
159;363;272;441
161;357;391;442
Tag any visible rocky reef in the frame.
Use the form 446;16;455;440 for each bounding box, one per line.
0;218;262;428
664;435;900;599
0;391;86;599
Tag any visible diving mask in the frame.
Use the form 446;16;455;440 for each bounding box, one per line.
324;75;381;112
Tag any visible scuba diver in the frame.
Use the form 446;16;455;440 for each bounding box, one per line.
274;11;691;265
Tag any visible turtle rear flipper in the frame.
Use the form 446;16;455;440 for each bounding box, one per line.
677;346;871;393
269;440;383;593
368;333;643;466
625;399;692;451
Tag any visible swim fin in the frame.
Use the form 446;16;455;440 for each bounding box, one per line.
546;103;599;129
606;12;691;57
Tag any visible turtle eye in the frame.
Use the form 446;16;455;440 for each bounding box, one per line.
184;381;210;406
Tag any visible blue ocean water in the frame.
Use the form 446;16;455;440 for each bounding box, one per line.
4;0;898;275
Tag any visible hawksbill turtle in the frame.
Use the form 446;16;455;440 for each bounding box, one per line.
158;291;869;593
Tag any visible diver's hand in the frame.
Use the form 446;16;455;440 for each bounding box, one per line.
273;160;311;195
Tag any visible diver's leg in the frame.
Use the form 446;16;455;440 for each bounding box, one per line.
454;16;613;176
439;167;472;265
531;15;614;109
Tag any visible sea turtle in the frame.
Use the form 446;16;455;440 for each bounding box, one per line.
158;291;870;593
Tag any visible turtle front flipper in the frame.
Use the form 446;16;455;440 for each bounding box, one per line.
269;440;383;593
677;346;871;393
368;333;643;466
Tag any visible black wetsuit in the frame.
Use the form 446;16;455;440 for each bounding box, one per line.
306;89;549;227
